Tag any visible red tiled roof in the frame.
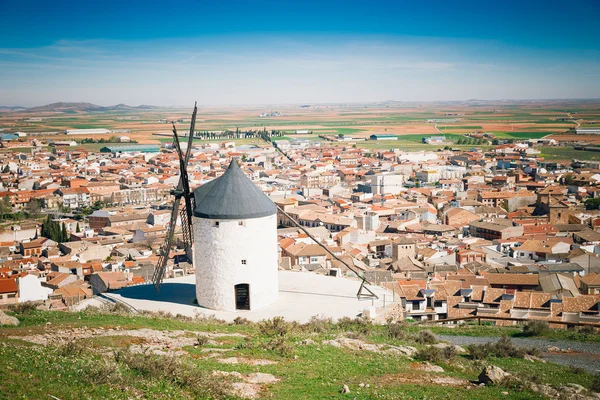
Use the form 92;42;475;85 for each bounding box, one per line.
0;278;18;294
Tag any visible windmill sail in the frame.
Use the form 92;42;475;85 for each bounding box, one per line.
152;103;198;292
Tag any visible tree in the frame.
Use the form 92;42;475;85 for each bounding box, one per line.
241;154;247;162
142;237;157;251
76;222;81;233
2;165;9;173
585;198;600;210
0;196;10;220
32;181;41;190
26;199;41;218
61;222;68;242
562;174;575;186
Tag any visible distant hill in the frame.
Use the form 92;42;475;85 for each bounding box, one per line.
0;106;27;111
27;102;106;112
108;104;159;110
7;102;162;113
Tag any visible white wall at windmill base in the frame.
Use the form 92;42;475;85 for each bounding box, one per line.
193;214;279;311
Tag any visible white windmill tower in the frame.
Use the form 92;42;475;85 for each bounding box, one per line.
191;160;279;311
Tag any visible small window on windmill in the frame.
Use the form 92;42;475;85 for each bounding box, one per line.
241;259;247;265
214;221;220;227
239;221;245;227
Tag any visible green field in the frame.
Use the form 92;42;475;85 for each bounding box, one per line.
353;141;493;152
1;309;598;400
493;132;552;139
439;125;483;130
539;146;600;161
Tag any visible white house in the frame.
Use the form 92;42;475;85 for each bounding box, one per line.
18;274;52;303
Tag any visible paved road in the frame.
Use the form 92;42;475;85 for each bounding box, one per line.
439;335;600;373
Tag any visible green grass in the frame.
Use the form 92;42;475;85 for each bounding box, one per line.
439;126;483;130
354;141;493;151
539;146;600;161
1;310;599;399
493;132;553;139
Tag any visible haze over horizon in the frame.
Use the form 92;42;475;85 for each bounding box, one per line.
1;0;599;107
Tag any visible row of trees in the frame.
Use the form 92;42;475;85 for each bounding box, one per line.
80;137;138;144
187;128;286;141
41;215;71;243
456;138;488;145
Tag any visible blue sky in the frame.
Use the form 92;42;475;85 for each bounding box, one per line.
1;0;599;106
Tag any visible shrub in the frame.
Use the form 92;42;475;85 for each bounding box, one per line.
386;322;409;340
258;317;294;337
414;330;438;345
193;313;226;324
8;302;37;313
114;348;231;398
105;302;132;314
591;374;600;393
467;343;494;360
233;316;251;325
236;337;258;351
569;365;585;375
265;336;294;357
83;359;118;385
578;325;596;336
415;345;456;363
55;340;87;358
302;315;332;334
467;335;540;360
337;317;373;336
522;320;549;337
195;336;208;347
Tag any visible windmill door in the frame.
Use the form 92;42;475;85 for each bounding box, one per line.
235;284;250;310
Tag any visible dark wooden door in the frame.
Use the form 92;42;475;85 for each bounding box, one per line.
235;283;250;310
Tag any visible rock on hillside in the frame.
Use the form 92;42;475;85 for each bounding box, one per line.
0;310;19;326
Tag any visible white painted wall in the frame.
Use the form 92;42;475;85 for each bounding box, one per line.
18;275;52;303
193;214;279;312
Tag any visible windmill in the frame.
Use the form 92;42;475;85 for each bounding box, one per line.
152;103;198;292
152;104;379;302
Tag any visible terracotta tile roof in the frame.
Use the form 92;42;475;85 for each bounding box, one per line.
580;273;600;287
482;288;506;304
485;273;539;286
0;278;17;294
399;285;423;301
563;295;600;313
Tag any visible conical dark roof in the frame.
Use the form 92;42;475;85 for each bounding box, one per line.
193;160;276;220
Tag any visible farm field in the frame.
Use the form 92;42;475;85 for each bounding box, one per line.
538;146;600;162
1;100;599;152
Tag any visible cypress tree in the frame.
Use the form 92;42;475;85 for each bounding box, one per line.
61;222;68;242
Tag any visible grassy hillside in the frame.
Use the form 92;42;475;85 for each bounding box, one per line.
0;308;598;399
